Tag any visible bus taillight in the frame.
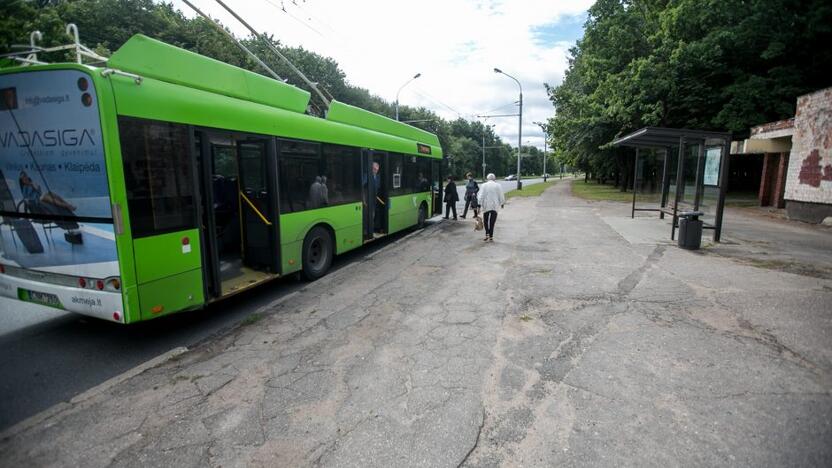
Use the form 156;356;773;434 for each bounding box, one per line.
105;278;121;291
0;264;5;274
96;280;105;290
113;311;121;322
78;277;87;288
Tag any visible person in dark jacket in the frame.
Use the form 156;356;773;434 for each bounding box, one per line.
460;172;479;219
443;176;459;220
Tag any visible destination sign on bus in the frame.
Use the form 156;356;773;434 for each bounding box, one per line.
417;143;432;155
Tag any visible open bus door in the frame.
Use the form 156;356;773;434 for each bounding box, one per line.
431;160;442;216
197;131;279;299
361;150;388;240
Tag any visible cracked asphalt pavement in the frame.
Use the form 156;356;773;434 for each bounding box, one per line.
1;180;830;467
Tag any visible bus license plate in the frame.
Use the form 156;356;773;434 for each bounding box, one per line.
20;289;63;309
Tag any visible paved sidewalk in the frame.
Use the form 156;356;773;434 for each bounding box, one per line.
1;181;830;467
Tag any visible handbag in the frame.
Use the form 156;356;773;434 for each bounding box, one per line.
473;215;484;231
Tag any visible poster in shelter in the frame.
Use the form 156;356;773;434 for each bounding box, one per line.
703;147;721;186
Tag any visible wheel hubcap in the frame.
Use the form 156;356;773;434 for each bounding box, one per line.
309;236;327;270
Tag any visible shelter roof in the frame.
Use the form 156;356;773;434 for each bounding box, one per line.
612;127;731;149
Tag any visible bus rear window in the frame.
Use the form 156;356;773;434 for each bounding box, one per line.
118;117;196;237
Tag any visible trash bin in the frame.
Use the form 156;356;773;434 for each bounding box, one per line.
517;180;523;190
678;211;704;250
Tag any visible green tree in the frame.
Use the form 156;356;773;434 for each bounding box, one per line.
546;0;832;188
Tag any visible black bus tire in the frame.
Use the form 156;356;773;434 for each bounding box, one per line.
302;226;333;281
417;204;427;229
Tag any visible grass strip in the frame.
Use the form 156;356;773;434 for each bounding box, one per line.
507;180;558;199
571;180;657;203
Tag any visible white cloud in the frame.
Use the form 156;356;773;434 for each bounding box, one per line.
169;0;591;149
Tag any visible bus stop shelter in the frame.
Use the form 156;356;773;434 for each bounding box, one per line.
612;127;731;242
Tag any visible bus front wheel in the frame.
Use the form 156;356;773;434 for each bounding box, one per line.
302;226;333;281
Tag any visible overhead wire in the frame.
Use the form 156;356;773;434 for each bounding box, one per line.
262;0;326;38
251;0;470;121
483;100;519;115
411;86;465;118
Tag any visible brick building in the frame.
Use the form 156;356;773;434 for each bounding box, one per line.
783;87;832;223
731;119;793;208
731;87;832;223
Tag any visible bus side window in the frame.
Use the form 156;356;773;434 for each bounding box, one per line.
404;154;421;193
119;117;196;238
322;144;361;206
278;139;320;213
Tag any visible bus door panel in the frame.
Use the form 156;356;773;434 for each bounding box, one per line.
361;150;373;240
431;160;442;216
237;138;277;271
195;130;222;298
371;152;389;235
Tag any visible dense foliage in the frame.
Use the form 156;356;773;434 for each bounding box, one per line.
1;0;520;178
546;0;832;188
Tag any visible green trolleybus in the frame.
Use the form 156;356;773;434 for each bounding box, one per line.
0;34;444;324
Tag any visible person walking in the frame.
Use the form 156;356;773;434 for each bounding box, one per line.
477;173;505;242
443;176;459;220
460;172;479;219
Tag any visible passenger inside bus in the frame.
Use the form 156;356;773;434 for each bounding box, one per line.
307;175;328;209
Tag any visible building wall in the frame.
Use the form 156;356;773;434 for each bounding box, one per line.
784;87;832;222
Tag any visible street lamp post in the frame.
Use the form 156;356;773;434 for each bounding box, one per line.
395;73;421;121
494;68;522;190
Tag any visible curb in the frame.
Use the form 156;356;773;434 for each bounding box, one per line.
0;346;188;441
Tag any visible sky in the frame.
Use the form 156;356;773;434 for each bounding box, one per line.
168;0;592;151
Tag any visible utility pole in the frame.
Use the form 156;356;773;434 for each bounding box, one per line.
482;131;486;181
534;121;549;182
475;118;508;181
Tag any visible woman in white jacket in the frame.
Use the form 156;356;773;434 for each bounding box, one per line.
477;173;505;242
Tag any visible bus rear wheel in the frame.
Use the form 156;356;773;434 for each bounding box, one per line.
417;204;427;229
302;226;333;281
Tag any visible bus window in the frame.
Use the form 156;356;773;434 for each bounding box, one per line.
322;144;361;205
404;154;423;192
414;157;432;192
278;140;321;213
119;117;196;237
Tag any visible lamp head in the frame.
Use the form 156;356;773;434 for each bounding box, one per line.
493;68;502;73
414;73;422;79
